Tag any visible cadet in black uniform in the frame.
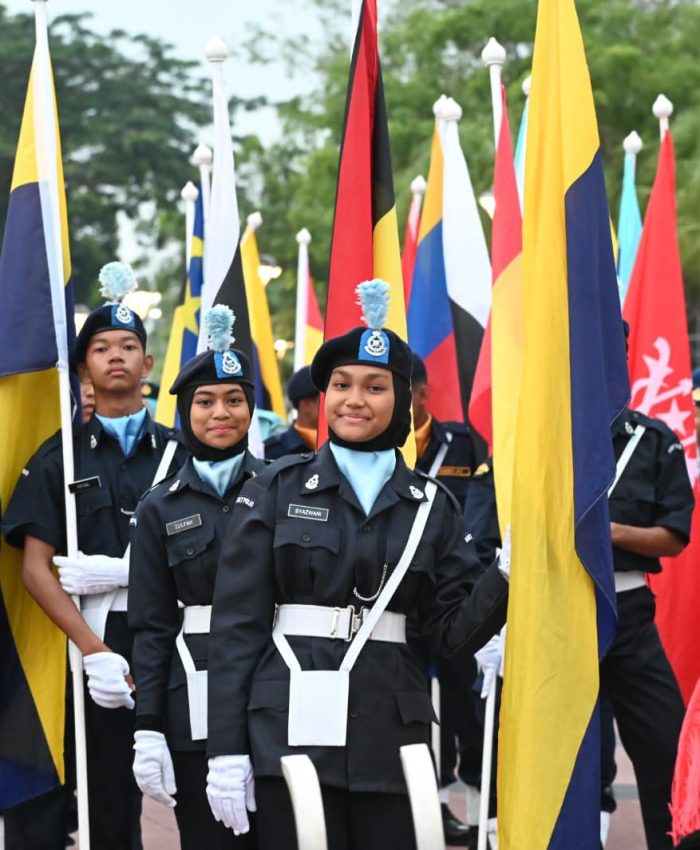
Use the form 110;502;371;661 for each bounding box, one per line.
205;280;509;850
411;352;480;844
129;306;262;849
264;366;319;460
604;405;693;850
2;263;184;850
465;409;695;850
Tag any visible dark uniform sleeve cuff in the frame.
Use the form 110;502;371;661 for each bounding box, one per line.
135;714;164;733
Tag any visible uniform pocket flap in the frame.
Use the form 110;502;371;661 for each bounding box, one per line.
406;542;436;583
76;487;113;516
166;525;216;567
247;679;289;713
396;690;437;725
273;521;340;553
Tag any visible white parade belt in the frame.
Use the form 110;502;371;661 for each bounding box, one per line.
614;570;647;593
274;603;406;644
175;603;213;742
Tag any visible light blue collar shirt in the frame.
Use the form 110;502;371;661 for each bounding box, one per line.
329;443;396;516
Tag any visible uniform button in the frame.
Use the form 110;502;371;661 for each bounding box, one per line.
349;710;358;719
186;548;194;556
222;505;230;512
301;533;311;543
362;524;372;533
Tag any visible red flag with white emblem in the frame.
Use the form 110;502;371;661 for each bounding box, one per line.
623;130;699;703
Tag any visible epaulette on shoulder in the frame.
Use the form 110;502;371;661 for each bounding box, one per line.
628;409;676;438
474;460;493;478
444;421;471;437
415;470;461;515
257;451;315;484
146;467;179;495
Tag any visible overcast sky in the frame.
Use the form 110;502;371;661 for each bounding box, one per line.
6;0;331;142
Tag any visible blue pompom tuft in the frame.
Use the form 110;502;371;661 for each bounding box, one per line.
356;279;390;330
205;305;236;353
98;262;137;303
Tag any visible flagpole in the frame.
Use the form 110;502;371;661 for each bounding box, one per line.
623;131;643;173
653;93;673;140
294;228;311;372
481;37;506;147
191;143;213;230
181;181;198;270
31;0;90;845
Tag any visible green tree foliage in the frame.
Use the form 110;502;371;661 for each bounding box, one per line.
0;2;209;306
243;0;700;360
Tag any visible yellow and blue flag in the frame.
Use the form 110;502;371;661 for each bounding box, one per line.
156;190;204;427
240;220;285;419
498;0;629;847
0;18;73;808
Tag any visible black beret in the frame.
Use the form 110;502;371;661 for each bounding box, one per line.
286;366;318;406
74;303;147;365
411;352;427;385
169;347;254;395
311;325;413;392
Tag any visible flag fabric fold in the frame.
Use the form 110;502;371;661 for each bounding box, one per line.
624;131;700;704
0;18;73;808
156;190;204;427
401;180;423;305
498;1;629;847
617;148;643;303
407;125;464;423
240;222;285;418
322;0;413;462
294;234;324;371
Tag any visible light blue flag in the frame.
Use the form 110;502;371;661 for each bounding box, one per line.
513;95;529;210
617;149;643;302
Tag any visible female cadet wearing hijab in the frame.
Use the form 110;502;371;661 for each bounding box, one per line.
205;281;510;850
128;306;263;848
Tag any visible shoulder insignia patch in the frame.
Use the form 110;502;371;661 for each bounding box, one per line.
236;496;255;510
667;442;683;454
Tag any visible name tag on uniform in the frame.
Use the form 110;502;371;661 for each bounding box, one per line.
68;476;101;494
438;466;472;478
287;504;329;522
166;514;202;536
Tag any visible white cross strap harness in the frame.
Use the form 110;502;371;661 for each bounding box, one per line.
83;438;179;642
272;473;440;748
608;424;648;594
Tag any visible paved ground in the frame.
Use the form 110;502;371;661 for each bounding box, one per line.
124;742;646;849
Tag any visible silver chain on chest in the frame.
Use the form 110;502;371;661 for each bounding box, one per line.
353;562;389;603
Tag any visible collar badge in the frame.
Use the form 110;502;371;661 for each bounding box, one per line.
625;421;635;435
169;479;180;492
410;485;424;499
305;473;319;490
90;434;97;449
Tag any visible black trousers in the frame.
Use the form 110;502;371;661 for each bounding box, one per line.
3;786;72;850
171;750;255;849
600;586;685;850
255;777;417;850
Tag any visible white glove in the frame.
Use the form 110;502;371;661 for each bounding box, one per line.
83;651;135;710
54;551;128;596
207;755;256;835
475;634;502;698
497;524;511;581
133;731;177;808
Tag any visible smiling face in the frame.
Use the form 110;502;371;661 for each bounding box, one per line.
189;383;251;449
80;330;151;394
325;364;395;443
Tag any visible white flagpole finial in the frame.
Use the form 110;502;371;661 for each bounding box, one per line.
205;35;229;63
296;228;311;246
191;143;213;167
440;97;463;123
247;211;263;231
522;74;532;97
481;37;506;68
623;131;643;156
432;94;449;119
180;181;199;202
653;94;673;139
410;175;427;195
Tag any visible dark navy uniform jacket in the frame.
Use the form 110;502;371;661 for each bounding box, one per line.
415;419;477;510
465;409;695;575
128;452;265;751
610;408;694;573
2;413;184;658
207;443;508;792
264;425;308;460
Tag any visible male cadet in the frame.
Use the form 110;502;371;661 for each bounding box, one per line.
2;262;184;850
411;352;482;845
264;365;319;459
465;405;695;850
